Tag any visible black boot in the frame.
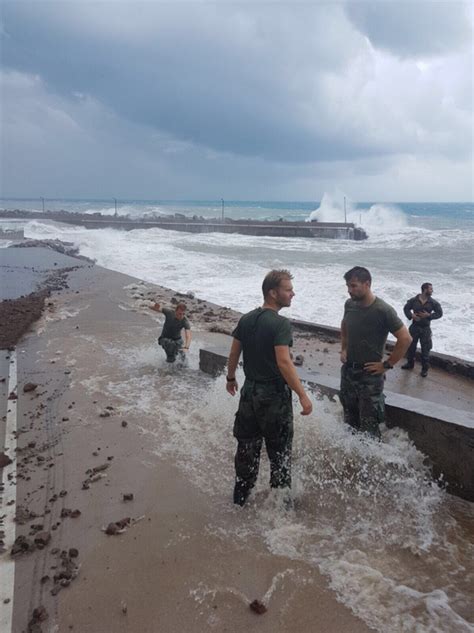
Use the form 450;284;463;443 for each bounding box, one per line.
420;367;428;377
233;481;252;506
401;361;414;370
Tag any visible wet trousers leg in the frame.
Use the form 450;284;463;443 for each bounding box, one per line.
233;381;294;494
340;366;384;439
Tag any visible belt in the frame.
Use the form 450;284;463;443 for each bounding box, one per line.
344;362;367;369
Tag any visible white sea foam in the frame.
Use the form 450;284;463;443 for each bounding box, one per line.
76;333;474;633
20;215;474;360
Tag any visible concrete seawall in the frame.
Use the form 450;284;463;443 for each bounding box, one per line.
0;210;368;240
199;346;474;502
291;318;474;379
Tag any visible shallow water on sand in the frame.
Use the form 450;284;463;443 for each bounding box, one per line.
78;325;473;633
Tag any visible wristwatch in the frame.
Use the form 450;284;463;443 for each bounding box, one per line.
383;360;393;370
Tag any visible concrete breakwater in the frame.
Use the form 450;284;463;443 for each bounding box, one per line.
0;209;368;240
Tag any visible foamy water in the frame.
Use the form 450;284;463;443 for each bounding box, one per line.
72;307;473;633
6;200;472;360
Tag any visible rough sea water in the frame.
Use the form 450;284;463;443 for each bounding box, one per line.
1;194;473;359
3;199;472;631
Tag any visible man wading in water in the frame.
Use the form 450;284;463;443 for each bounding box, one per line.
340;266;411;439
226;270;312;506
151;301;192;363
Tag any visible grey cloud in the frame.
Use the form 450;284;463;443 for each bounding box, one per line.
345;1;472;58
0;2;472;201
0;3;384;162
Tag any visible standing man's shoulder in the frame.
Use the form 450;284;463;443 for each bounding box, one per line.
271;312;293;346
162;307;174;317
232;307;259;339
376;297;404;331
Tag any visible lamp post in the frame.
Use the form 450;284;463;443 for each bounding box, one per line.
40;197;45;213
221;198;225;223
113;197;117;218
344;196;347;223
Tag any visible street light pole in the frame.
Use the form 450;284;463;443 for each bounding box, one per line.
113;197;117;218
344;196;347;223
221;198;224;222
40;197;45;213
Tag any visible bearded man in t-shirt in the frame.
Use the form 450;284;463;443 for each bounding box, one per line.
226;269;312;506
340;266;411;438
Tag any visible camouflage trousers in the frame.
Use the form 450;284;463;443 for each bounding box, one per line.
233;379;294;490
406;325;432;370
158;336;183;362
339;365;385;439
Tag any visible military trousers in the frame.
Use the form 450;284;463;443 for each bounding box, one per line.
406;324;432;370
339;365;385;438
233;379;294;490
158;336;183;362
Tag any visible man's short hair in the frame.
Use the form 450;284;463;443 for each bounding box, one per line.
343;266;372;285
262;269;293;298
421;282;432;292
176;302;186;311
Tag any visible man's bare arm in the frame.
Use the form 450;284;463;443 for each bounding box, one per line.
275;346;312;415
340;319;348;363
365;326;412;375
150;302;162;313
183;329;192;350
226;339;242;396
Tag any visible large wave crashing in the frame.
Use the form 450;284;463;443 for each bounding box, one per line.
308;192;408;232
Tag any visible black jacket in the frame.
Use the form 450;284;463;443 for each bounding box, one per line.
403;296;443;328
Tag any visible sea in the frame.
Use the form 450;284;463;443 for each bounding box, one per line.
1;195;473;632
1;194;473;360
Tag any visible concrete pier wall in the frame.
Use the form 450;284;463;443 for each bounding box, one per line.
198;346;474;502
291;318;474;379
0;211;367;240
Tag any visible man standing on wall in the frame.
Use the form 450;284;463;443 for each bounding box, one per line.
226;270;313;506
340;267;411;438
402;283;443;377
151;301;192;363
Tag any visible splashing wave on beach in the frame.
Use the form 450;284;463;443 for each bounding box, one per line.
78;335;474;633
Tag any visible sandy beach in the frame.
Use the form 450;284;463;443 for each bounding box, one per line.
1;246;473;633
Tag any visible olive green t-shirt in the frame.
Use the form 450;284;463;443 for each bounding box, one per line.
161;307;190;340
232;308;293;382
343;297;403;363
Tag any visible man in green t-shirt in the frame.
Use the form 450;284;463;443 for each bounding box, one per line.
226;270;312;506
340;267;411;438
150;301;192;363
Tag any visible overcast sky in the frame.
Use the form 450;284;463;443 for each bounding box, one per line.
1;1;472;201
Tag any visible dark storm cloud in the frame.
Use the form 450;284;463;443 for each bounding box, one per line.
0;2;472;200
345;1;471;58
0;2;386;163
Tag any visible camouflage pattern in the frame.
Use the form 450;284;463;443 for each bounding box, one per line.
406;324;432;370
233;379;293;490
158;336;183;362
339;365;385;439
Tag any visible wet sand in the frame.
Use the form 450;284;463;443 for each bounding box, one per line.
1;258;373;633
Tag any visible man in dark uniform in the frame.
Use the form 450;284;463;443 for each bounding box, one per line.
150;301;192;362
226;270;312;506
340;267;411;438
402;283;443;377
